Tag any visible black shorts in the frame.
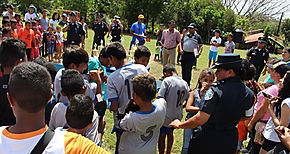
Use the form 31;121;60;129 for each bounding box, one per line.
261;138;279;152
95;100;107;117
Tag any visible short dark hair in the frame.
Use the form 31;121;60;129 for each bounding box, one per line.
2;19;10;25
99;46;110;58
215;29;221;34
106;42;126;60
25;21;31;25
62;46;89;69
15;13;21;18
61;69;84;97
2;27;11;35
163;64;177;74
9;62;51;112
0;39;26;68
66;94;94;129
132;74;156;102
134;45;151;59
168;20;175;24
33;57;57;81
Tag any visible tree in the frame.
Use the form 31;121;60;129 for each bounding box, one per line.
282;18;290;43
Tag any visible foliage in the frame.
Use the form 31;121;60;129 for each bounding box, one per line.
282;18;290;42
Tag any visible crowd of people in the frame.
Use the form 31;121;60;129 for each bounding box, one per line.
1;3;290;154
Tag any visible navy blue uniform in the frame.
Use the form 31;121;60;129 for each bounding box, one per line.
92;21;108;49
111;22;122;42
246;47;269;81
66;22;85;46
188;77;254;154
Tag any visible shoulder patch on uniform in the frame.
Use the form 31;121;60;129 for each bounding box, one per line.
205;88;214;100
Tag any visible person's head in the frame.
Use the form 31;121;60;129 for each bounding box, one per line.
168;20;175;29
66;94;93;133
62;13;68;21
25;21;32;30
6;4;14;13
97;13;103;22
56;26;61;33
106;42;126;68
15;13;21;21
99;46;110;67
134;45;151;66
52;12;60;21
196;68;215;89
188;23;197;34
163;64;177;77
33;57;57;81
28;4;36;14
214;29;221;37
0;39;26;70
8;62;51;115
47;26;53;33
31;20;36;27
132;74;156;103
159;23;164;30
282;48;290;62
2;27;11;37
61;69;86;98
270;62;290;83
10;18;17;29
42;9;47;17
80;16;85;23
242;59;257;81
227;33;233;41
69;12;77;22
257;37;267;49
275;71;290;117
265;57;280;74
138;14;145;23
63;46;89;73
213;54;243;81
2;19;10;28
113;15;120;23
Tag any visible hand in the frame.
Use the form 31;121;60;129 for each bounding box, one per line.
275;126;290;145
200;82;210;94
89;69;103;85
169;119;181;129
247;123;254;132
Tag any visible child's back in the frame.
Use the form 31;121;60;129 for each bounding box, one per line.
119;98;166;154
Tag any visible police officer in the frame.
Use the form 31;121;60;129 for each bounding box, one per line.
63;12;85;47
181;23;203;86
170;54;255;154
246;37;269;81
108;15;123;42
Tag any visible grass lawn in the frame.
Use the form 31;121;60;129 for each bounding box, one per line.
83;29;277;153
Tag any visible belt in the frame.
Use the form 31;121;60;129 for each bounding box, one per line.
183;51;195;54
164;47;176;50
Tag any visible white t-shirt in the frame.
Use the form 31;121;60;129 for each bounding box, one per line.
24;12;37;21
54;68;97;104
118;98;167;154
158;75;190;126
209;36;222;52
55;32;64;43
107;63;149;128
49;19;59;30
2;11;15;20
263;98;290;142
49;102;100;144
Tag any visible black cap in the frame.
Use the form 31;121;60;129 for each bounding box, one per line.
258;37;267;44
274;62;290;78
7;4;14;9
69;11;77;17
188;23;197;29
212;54;242;69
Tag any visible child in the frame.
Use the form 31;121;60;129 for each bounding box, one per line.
31;26;41;60
55;26;64;63
47;26;55;62
155;46;161;61
118;74;166;154
181;68;215;154
133;45;151;70
50;69;101;144
2;27;12;40
14;13;23;32
106;42;148;153
18;21;35;61
158;64;190;154
208;29;222;67
66;94;95;137
224;33;235;54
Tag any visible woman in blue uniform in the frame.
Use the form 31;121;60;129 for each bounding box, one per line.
170;54;255;154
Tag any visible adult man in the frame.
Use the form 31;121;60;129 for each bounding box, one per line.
170;54;255;154
58;13;68;27
246;37;269;81
108;15;123;43
181;23;203;86
39;9;49;56
92;13;108;53
0;39;26;126
0;62;108;154
129;14;146;50
2;4;15;20
160;20;181;66
63;12;85;46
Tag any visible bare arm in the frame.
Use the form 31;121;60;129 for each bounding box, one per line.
185;91;200;113
170;111;210;129
269;102;290;127
248;98;269;130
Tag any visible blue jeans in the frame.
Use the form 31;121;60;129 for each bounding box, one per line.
181;113;194;154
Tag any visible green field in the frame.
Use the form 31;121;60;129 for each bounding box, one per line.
82;29;275;153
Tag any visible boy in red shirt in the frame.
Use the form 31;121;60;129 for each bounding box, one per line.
18;21;35;61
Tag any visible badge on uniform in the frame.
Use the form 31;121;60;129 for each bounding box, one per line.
204;88;214;100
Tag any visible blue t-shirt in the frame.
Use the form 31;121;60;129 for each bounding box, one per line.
130;22;146;41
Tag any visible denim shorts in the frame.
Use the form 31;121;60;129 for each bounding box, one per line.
208;50;218;61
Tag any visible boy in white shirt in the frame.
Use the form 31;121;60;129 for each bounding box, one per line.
208;29;222;67
158;64;190;154
118;74;166;154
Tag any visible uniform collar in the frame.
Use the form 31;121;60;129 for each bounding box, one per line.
219;76;241;83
